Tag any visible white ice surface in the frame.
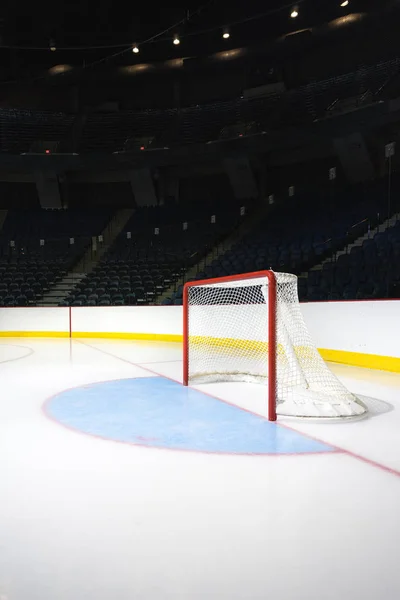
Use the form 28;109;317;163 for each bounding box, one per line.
0;338;399;600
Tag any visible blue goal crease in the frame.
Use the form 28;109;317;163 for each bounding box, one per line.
46;377;335;455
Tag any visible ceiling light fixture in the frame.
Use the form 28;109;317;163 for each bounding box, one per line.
173;34;180;45
132;44;139;54
290;7;299;18
49;38;56;51
340;0;349;6
222;28;230;39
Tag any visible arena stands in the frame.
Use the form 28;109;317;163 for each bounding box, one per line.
306;218;400;301
0;109;75;154
0;57;398;155
0;53;398;307
0;208;112;306
164;175;399;305
61;197;247;307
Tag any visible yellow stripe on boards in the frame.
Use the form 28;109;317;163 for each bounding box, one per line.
319;348;400;373
0;331;69;338
189;335;269;352
188;337;318;362
0;329;398;373
188;337;400;372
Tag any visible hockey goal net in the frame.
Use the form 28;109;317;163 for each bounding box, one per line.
183;270;367;421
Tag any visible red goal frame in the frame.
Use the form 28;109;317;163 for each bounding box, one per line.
182;270;277;421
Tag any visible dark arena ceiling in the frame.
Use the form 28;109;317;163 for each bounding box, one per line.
0;0;399;108
1;0;396;67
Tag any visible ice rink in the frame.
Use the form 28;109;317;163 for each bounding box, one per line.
0;337;400;600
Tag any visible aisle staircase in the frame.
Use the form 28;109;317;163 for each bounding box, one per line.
38;273;87;307
299;211;400;284
71;208;134;275
157;200;271;304
39;208;134;306
0;210;8;232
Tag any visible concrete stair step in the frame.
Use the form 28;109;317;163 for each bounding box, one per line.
59;278;84;285
43;273;86;303
52;285;73;291
38;302;61;306
42;291;67;297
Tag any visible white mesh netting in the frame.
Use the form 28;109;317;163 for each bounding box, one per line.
186;272;367;419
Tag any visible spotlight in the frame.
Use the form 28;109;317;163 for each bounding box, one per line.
173;34;180;45
49;38;56;52
340;0;349;5
132;44;139;54
290;7;299;18
222;28;230;39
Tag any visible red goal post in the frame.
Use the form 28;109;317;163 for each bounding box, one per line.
183;270;278;421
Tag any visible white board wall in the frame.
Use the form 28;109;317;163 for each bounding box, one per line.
301;301;400;357
71;306;182;338
0;301;398;362
0;307;69;335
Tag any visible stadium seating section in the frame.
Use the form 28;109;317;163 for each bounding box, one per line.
307;222;400;301
0;57;399;154
165;176;400;305
0;172;399;307
62;198;246;307
0;208;111;306
0;56;400;306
